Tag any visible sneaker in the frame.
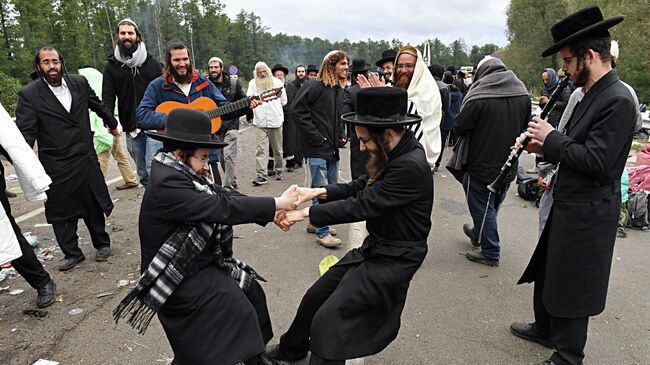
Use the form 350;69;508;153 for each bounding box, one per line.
268;170;276;177
616;226;627;238
316;234;342;248
252;176;268;186
306;224;337;236
275;172;283;181
465;249;499;266
526;166;539;174
463;223;479;247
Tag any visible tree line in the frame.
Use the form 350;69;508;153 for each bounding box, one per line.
1;0;648;116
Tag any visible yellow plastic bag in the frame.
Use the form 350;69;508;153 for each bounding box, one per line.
318;255;339;276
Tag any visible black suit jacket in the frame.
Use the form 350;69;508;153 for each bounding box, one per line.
15;74;117;222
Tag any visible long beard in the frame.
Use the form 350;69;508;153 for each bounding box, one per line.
118;41;138;59
43;68;62;86
393;71;412;89
172;65;193;84
255;75;274;91
573;61;591;88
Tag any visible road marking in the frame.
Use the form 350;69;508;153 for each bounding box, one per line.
15;174;129;224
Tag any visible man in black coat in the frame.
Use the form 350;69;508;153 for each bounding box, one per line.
102;19;163;188
454;56;530;267
511;7;636;365
289;65;307;168
16;46;118;271
265;87;433;365
271;64;299;171
207;56;249;189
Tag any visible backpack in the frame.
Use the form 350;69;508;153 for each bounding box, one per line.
517;178;544;207
625;190;650;230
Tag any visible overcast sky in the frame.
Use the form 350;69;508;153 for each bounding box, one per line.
220;0;510;48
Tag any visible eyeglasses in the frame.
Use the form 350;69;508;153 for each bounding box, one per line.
395;63;415;70
40;60;61;67
358;136;373;144
192;154;209;165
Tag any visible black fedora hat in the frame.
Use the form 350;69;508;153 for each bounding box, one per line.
146;108;228;149
349;58;372;73
541;6;624;57
306;64;319;73
341;87;421;127
271;63;289;75
375;49;397;67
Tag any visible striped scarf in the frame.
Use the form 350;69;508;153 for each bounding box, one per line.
113;152;265;334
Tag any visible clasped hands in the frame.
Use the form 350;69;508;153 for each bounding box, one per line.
273;185;327;231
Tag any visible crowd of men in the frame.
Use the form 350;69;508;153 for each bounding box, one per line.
0;6;642;365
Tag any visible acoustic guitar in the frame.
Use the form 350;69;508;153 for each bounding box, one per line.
155;87;283;133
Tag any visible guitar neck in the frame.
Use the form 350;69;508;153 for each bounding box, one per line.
204;96;259;119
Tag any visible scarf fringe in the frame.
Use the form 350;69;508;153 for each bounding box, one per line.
113;296;156;335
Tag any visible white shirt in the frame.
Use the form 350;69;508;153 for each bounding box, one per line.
247;77;287;129
46;78;72;113
177;82;191;96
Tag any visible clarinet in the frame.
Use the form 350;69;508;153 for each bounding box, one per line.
487;77;570;193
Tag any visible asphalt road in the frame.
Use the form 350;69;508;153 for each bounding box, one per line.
1;126;648;365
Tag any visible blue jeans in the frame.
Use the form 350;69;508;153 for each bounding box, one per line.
462;172;509;260
307;157;339;238
125;132;163;187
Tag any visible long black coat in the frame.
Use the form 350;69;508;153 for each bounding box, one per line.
15;75;117;223
307;132;433;359
518;71;636;318
139;160;276;364
282;81;298;157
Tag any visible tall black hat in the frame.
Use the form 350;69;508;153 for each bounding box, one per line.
375;49;397;67
146;108;228;149
341;87;421;127
541;6;624;57
306;64;319;73
349;58;372;73
271;63;289;75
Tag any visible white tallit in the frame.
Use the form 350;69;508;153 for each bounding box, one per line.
397;48;442;169
0;102;52;201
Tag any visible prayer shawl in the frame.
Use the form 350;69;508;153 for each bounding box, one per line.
461;57;529;108
113;152;265;334
396;48;442;169
0;102;51;201
537;87;585;236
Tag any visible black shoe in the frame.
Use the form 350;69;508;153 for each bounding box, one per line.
286;166;294;173
263;344;304;363
252;176;268;186
5;190;17;198
96;247;111;262
268;170;276;177
463;223;479;247
465;249;499;267
58;255;85;271
36;280;56;308
510;322;553;349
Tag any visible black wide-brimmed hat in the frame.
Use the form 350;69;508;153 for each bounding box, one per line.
541;6;624;57
146;108;228;149
341;87;421;127
349;58;372;73
271;63;288;75
375;49;397;67
306;64;319;73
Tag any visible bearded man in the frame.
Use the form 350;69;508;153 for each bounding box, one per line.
248;62;287;186
375;49;397;85
512;7;635;364
291;51;349;248
16;46;118;271
290;65;308;168
103;19;162;188
137;41;255;184
292;64;307;90
265;87;433;365
392;46;442;172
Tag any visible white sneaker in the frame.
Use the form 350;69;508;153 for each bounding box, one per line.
316;234;342;248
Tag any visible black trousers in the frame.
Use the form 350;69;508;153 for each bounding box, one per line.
1;190;51;290
534;262;589;365
435;129;450;168
279;264;350;363
51;194;110;260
